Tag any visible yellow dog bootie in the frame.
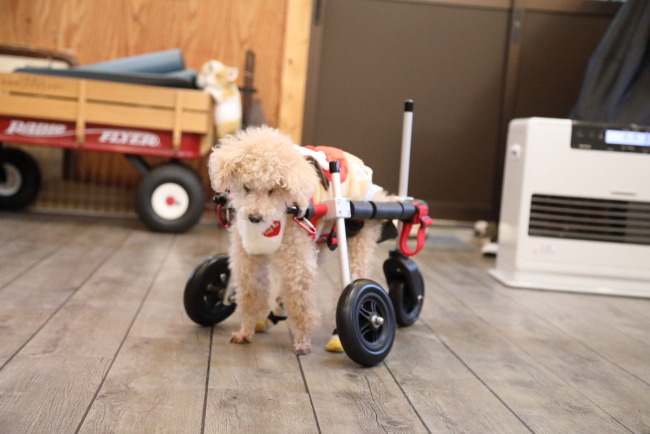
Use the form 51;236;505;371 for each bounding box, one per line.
255;306;287;333
255;320;269;333
325;330;344;353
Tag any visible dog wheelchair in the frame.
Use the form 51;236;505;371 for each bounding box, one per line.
183;101;430;367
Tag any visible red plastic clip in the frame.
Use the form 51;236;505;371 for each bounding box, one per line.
216;204;231;229
399;202;432;256
293;215;317;239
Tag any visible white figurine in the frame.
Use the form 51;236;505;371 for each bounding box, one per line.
197;60;242;139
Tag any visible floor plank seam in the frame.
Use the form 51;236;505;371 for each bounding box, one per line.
288;328;322;434
466;258;650;354
201;326;214;434
583;315;650;350
456;263;648;433
419;318;537;434
460;265;650;406
469;253;650;323
474;319;641;432
362;373;389;434
0;228;132;373
548;331;650;389
0;226;85;295
5;218;648;433
73;235;176;434
383;361;432;434
296;354;322;434
429;260;638;434
608;416;638;434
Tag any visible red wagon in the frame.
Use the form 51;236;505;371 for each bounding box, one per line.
0;71;214;232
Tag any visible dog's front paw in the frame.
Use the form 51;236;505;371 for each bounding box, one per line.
230;332;253;344
293;340;311;355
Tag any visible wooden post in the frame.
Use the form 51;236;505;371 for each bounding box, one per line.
199;99;215;155
173;91;182;152
76;80;86;145
279;0;313;145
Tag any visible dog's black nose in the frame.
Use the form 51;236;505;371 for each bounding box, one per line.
248;214;263;224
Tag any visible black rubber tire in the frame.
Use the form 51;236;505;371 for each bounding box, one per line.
336;279;396;367
388;276;424;327
184;255;237;326
0;147;41;210
134;163;204;233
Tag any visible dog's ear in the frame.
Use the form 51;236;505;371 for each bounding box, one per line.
208;140;245;192
281;155;318;210
304;155;329;190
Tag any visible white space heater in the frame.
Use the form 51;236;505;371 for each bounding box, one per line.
489;117;650;297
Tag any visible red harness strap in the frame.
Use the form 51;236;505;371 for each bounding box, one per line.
302;146;349;183
216;204;230;228
399;202;432;256
216;189;231;229
292;199;328;240
292;215;317;239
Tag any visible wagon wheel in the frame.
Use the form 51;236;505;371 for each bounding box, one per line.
184;255;237;326
135;163;204;233
336;279;396;367
0;147;41;210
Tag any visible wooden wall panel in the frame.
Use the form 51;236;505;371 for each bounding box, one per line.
0;0;291;190
0;0;288;128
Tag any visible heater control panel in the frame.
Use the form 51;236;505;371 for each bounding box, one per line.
571;121;650;154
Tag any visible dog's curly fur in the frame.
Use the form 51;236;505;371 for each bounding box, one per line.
209;126;385;355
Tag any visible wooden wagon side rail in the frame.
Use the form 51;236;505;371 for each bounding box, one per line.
0;72;214;155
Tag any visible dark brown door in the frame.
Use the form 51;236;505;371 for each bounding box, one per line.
303;0;619;222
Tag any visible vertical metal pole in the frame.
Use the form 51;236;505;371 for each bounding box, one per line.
397;100;414;249
398;99;414;198
330;161;351;286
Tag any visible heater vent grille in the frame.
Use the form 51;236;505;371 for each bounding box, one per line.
528;194;650;245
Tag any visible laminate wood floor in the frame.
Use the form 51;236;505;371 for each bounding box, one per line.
1;212;649;434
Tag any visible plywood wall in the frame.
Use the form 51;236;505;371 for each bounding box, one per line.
0;0;302;193
0;0;288;128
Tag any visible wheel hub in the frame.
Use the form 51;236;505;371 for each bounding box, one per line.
0;163;22;196
151;182;190;220
358;297;387;344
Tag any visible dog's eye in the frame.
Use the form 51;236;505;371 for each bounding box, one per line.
268;188;274;196
243;185;250;194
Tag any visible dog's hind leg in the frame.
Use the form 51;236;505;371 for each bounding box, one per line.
272;224;320;355
229;230;271;344
348;220;384;282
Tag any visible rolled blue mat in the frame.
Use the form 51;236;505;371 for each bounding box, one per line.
164;69;198;81
15;68;197;89
75;49;186;74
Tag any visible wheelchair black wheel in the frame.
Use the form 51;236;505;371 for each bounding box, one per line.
336;279;395;367
184;255;236;326
388;275;424;327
